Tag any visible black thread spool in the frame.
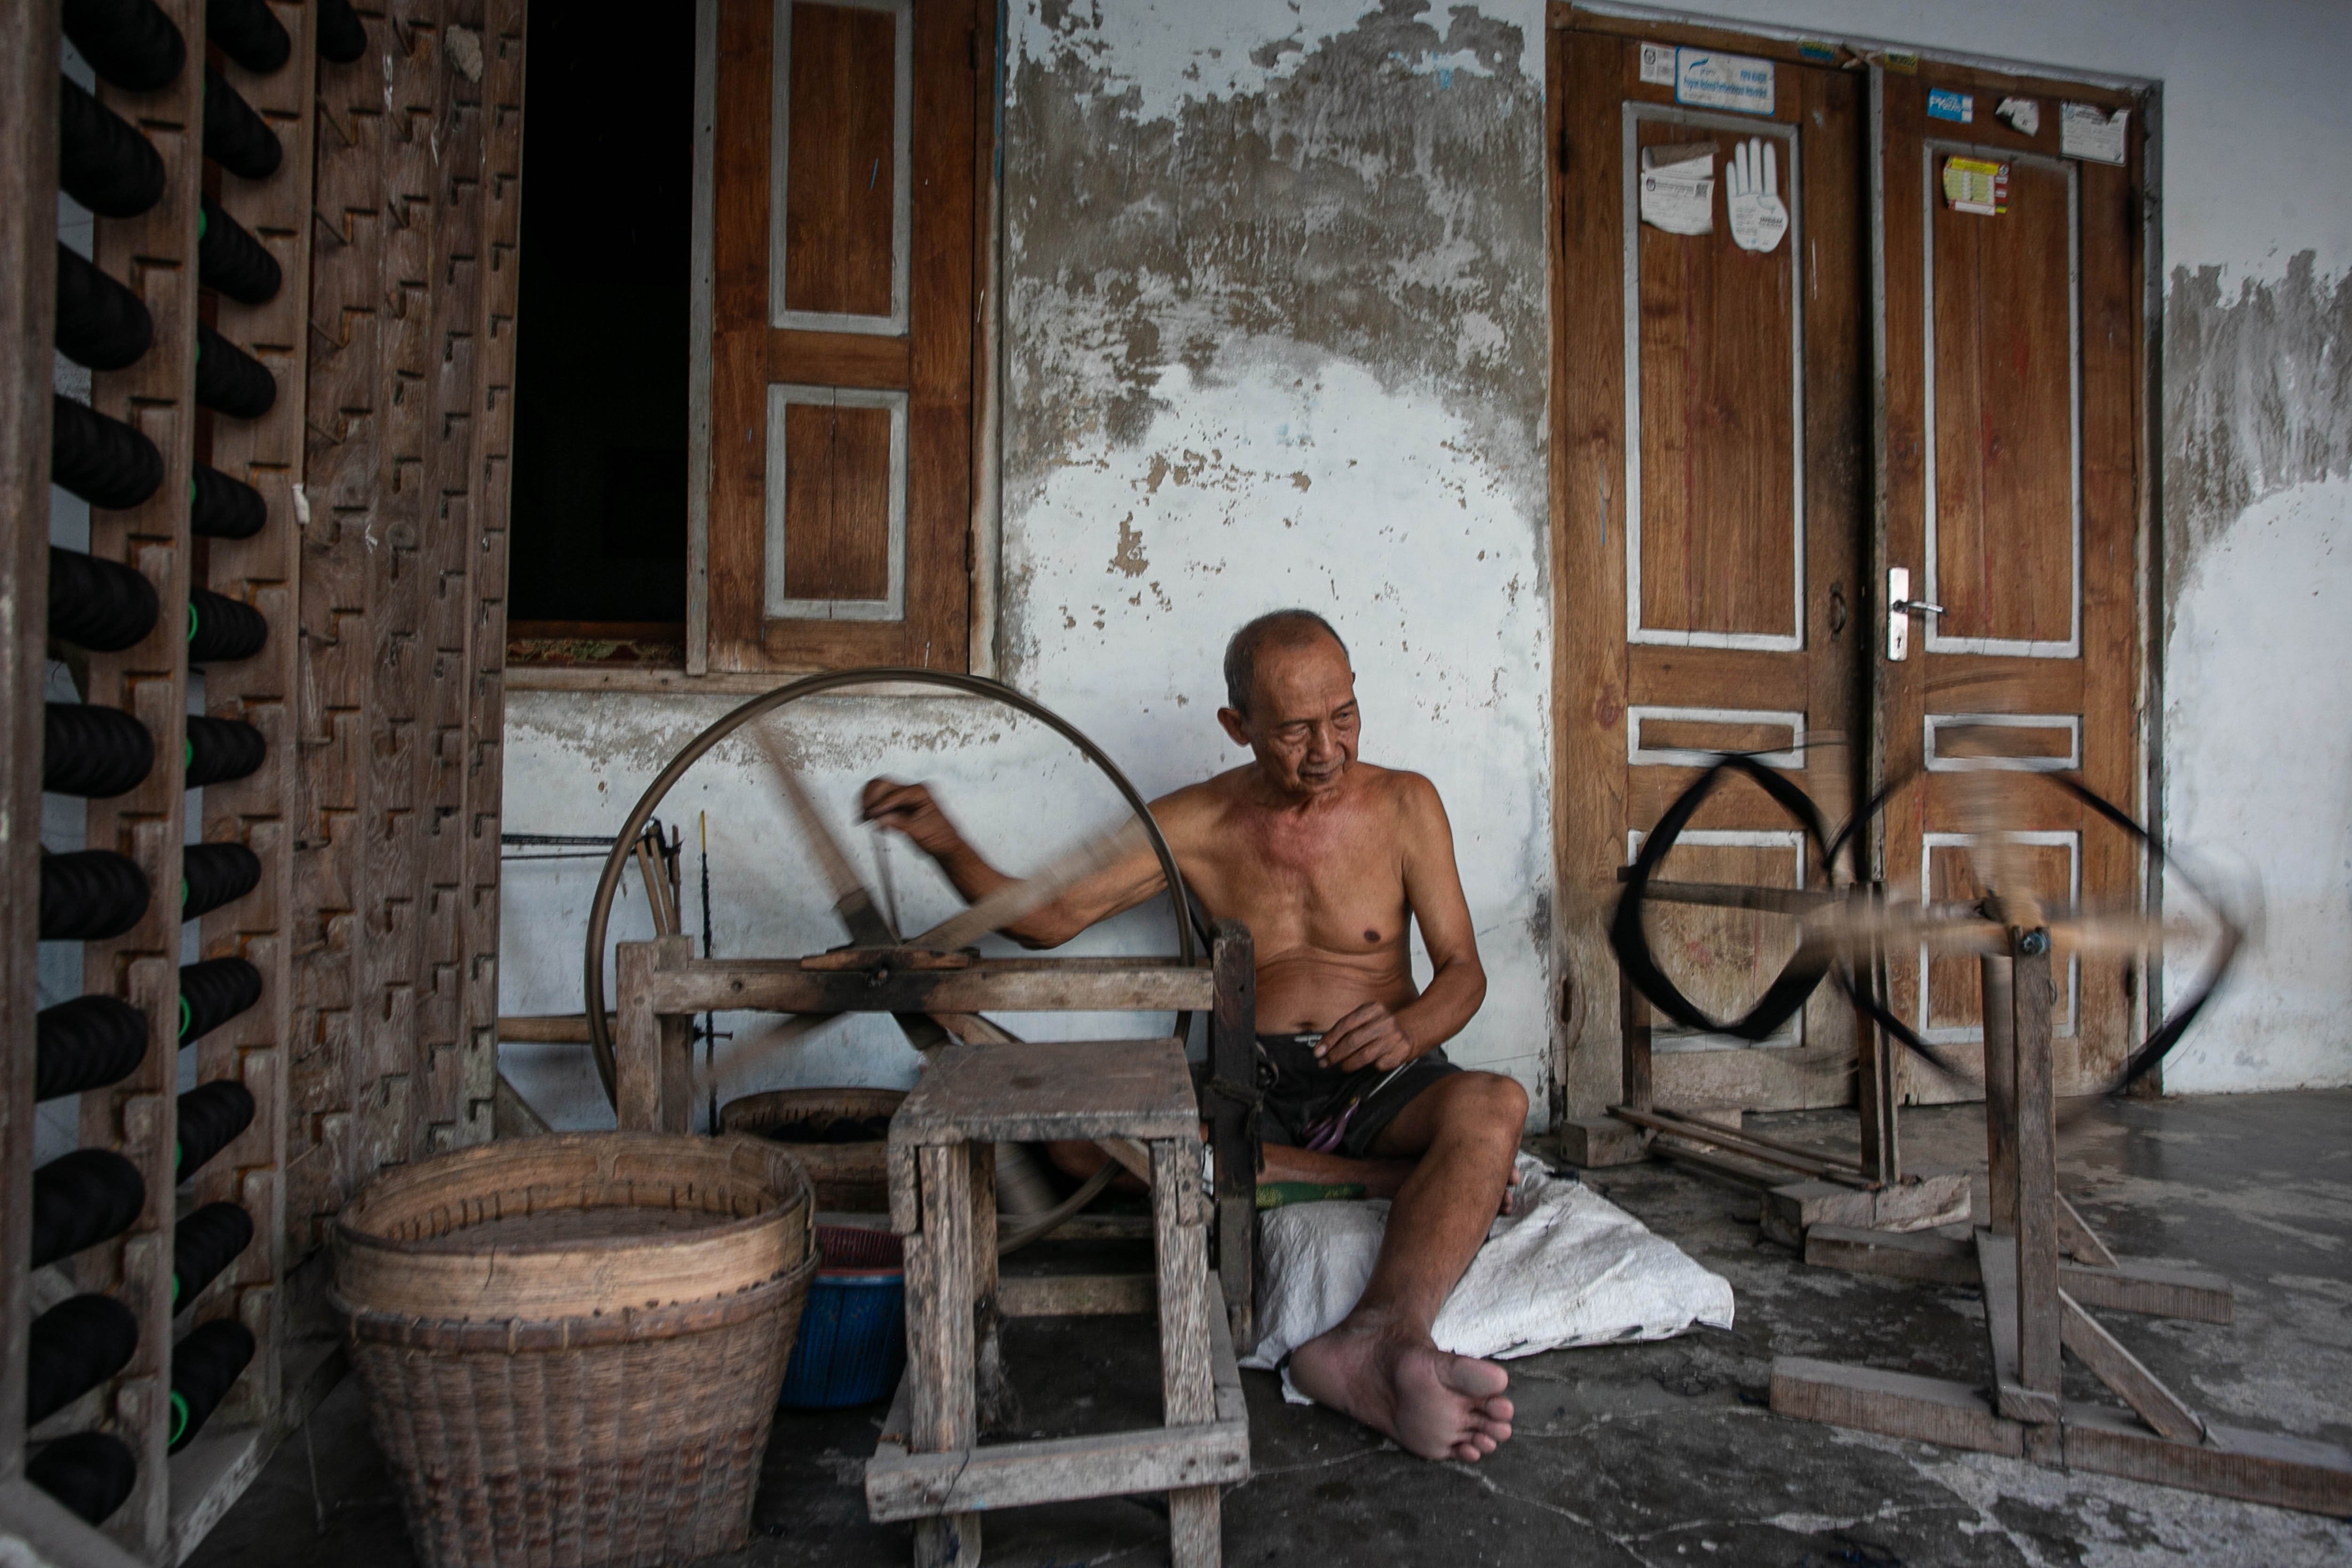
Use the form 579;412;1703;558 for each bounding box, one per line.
194;323;276;420
168;1319;254;1453
188;589;269;664
43;702;154;797
201;64;279;181
54;244;152;371
50;395;163;511
191;461;267;541
197;197;280;305
62;0;185;93
48;546;160;652
35;995;149;1100
316;0;368;64
184;716;266;787
175;1081;255;1184
172;1203;254;1307
205;0;290;74
24;1432;136;1527
39;849;151;941
30;1149;145;1270
26;1294;140;1425
178;957;262;1046
181;843;261;921
58;76;165;218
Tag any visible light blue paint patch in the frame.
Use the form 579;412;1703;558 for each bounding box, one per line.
1438;67;1453;89
1928;88;1974;124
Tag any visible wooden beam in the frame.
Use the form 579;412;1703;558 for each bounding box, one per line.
866;1410;1252;1523
2056;1192;2120;1267
647;955;1216;1015
2061;1401;2352;1519
997;1273;1155;1318
2059;1259;2232;1324
1805;1224;2232;1322
2058;1291;2202;1441
1978;1231;2061;1425
2009;942;2063;1398
1770;1358;2024;1457
1805;1224;1979;1286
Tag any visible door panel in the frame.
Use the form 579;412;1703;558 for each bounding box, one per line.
1876;67;2146;1097
1557;30;1871;1112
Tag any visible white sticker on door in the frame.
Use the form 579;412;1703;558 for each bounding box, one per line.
1675;48;1775;116
2060;103;2129;164
1638;41;1676;87
1638;143;1717;236
1725;137;1788;253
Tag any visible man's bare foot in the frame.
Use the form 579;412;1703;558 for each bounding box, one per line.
1288;1321;1514;1462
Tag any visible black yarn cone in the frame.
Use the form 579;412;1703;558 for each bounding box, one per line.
27;1294;140;1425
175;1081;255;1185
181;842;261;921
50;396;163;511
191;461;267;540
48;546;159;652
31;1149;145;1270
172;1203;254;1306
24;1432;136;1527
197;197;281;305
194;323;276;420
206;0;290;74
168;1319;255;1452
43;701;154;798
178;957;262;1045
184;716;266;788
62;0;186;93
316;0;368;64
202;63;280;180
188;589;269;664
35;994;149;1100
54;244;152;371
39;849;151;941
58;75;165;218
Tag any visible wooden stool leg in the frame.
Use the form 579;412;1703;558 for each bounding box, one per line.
970;1141;1019;1434
1981;955;2018;1234
2010;940;2061;1401
907;1143;981;1568
1151;1138;1220;1566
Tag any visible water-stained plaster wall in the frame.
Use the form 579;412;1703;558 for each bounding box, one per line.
497;0;1559;1127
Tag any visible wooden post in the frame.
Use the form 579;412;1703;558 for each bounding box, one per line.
0;0;58;1487
1207;919;1255;1352
1854;887;1900;1184
907;1144;979;1568
1981;955;2018;1234
1152;1138;1222;1568
2010;936;2061;1400
969;1141;1017;1435
1619;967;1653;1113
613;940;665;1131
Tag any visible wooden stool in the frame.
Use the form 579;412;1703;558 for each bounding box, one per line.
865;1038;1250;1568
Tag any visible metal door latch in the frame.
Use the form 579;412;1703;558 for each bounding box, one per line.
1886;567;1946;661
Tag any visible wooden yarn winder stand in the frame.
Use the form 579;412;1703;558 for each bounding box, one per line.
580;671;1262;1568
1586;760;2352;1515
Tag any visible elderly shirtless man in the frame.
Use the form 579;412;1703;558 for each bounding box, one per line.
860;609;1521;1463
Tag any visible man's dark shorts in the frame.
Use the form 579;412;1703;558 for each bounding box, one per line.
1251;1032;1459;1159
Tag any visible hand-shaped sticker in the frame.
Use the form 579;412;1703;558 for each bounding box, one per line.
1725;136;1788;254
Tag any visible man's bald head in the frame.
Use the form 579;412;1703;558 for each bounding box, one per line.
1223;609;1350;718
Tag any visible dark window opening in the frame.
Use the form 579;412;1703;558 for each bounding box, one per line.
508;1;694;653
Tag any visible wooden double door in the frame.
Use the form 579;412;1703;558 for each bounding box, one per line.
1551;19;2149;1115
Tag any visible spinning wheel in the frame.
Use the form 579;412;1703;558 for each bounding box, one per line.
580;668;1196;1106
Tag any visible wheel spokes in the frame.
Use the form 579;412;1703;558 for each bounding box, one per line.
910;818;1152;952
754;722;898;947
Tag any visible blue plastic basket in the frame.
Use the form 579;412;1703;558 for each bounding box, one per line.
778;1225;906;1409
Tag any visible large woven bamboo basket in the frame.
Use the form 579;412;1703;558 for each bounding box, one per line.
332;1133;817;1568
718;1086;906;1211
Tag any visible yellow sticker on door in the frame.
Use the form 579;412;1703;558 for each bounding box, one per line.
1941;155;2009;217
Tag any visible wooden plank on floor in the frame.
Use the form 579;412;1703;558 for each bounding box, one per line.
1770;1357;2024;1457
1977;1231;2061;1425
997;1273;1155;1318
866;1417;1252;1522
1806;1224;1979;1286
2063;1401;2352;1519
2058;1258;2233;1324
2058;1291;2203;1441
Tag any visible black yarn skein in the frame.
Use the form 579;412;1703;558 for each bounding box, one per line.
35;995;149;1100
175;1081;255;1184
24;1432;136;1528
188;589;269;664
42;701;154;797
50;396;163;511
26;1294;140;1425
197;198;281;305
206;0;291;74
184;716;266;787
194;323;275;420
191;462;267;541
178;957;262;1045
58;76;166;219
202;64;280;181
172;1203;254;1306
54;245;152;371
30;1149;145;1270
39;849;151;941
168;1319;255;1453
316;0;368;64
48;547;159;652
181;843;261;921
62;0;186;93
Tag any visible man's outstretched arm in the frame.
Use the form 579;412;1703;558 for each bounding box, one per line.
1317;775;1487;1072
859;777;1170;948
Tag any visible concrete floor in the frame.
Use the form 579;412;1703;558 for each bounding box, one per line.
187;1090;2352;1567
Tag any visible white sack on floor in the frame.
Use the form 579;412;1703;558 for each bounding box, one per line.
1243;1154;1734;1401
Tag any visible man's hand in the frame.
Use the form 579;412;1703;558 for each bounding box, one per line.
1316;1002;1419;1074
859;778;967;860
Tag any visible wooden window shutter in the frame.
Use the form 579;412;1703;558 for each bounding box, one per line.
701;0;975;672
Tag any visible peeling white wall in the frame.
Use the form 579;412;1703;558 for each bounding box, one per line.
502;0;2352;1125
